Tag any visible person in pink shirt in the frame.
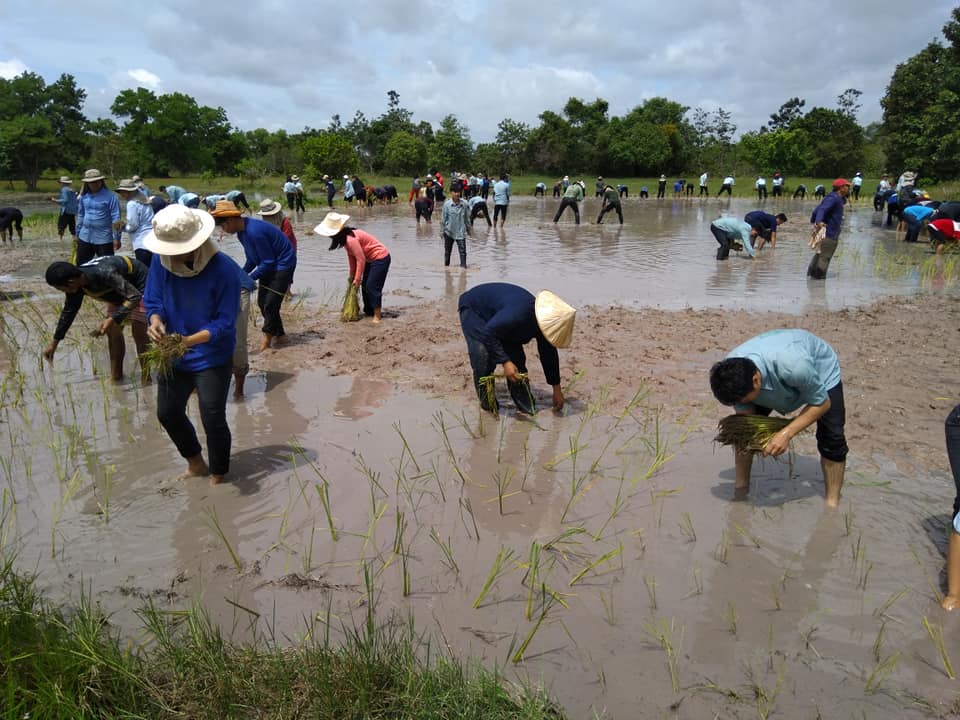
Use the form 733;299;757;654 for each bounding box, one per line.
314;212;391;323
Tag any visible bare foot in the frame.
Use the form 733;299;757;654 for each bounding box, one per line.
258;341;271;353
372;316;381;324
942;595;960;611
178;456;209;480
824;496;841;509
210;474;226;486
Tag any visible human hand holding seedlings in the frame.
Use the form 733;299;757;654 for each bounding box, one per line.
147;315;167;342
762;427;793;457
503;360;520;383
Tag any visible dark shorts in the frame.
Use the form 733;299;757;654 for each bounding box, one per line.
58;213;76;235
754;381;847;462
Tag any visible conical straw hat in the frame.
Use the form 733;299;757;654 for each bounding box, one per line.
535;291;576;348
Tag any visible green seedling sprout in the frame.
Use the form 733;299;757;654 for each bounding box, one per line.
923;616;955;679
473;546;516;609
642;617;684;694
202;505;242;572
644;575;658;610
428;527;459;574
865;651;901;693
679;512;697;543
569;543;623;586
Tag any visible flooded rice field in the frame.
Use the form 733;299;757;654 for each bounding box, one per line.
1;194;959;718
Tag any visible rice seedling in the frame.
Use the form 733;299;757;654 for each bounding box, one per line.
910;549;944;603
746;660;784;720
865;651;901;693
491;467;516;515
770;583;781;611
202;506;242;572
726;602;738;636
642;617;684;694
428;527;459;574
0;488;17;551
523;541;541;620
140;334;187;377
339;278;360;322
542;526;588;560
799;623;822;660
569;543;623;587
599;589;616;625
97;463;114;523
683;566;703;599
50;468;82;558
873;586;910;619
496;416;508;464
641;409;675;480
473;546;516;608
843;506;855;536
394;511;411;597
313;481;337;540
433;411;469;485
458;497;480;541
512;583;558;663
593;478;628;541
679;512;697;543
872;620;886;662
714;414;793;454
643;574;658;610
477;372;533;419
392;422;422;473
923;616;955;679
732;522;761;549
559;435;587;523
713;530;730;564
614;383;651;427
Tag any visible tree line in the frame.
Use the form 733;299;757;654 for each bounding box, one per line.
2;7;959;190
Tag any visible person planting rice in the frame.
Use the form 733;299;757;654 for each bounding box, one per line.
807;178;850;280
211;199;295;352
142;205;242;485
458;283;575;415
709;329;848;507
314;212;391;324
43;255;150;383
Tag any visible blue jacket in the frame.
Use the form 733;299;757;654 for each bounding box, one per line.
237;217;296;281
142;251;241;372
458;283;561;386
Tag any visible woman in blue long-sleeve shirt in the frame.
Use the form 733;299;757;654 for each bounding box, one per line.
211;199;295;352
142;205;241;485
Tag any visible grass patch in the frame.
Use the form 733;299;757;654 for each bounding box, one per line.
0;557;564;718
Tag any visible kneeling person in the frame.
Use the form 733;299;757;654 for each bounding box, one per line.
709;329;848;507
458;283;575;415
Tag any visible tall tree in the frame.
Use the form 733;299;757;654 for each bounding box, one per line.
382;130;427;175
836;89;863;121
768;97;806;131
494;118;530;173
429;115;473;171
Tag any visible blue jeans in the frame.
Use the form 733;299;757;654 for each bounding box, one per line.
361;254;391;315
157;363;232;475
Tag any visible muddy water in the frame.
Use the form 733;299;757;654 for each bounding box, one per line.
1;196;958;718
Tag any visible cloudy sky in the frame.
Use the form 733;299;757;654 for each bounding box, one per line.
1;1;952;142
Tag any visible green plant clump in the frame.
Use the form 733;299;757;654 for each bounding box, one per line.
714;414;793;454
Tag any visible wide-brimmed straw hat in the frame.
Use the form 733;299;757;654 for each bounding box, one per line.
257;199;283;216
82;168;105;182
143;204;215;256
322;174;330;181
116;178;138;192
132;175;142;182
534;291;576;348
58;176;72;184
210;199;242;218
291;175;300;181
314;212;350;237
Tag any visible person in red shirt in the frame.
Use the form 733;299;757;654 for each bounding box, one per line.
928;218;959;254
315;212;391;323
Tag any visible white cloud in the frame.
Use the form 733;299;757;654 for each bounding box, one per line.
127;68;161;88
0;58;28;79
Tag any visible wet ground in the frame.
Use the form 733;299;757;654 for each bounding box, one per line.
1;194;960;718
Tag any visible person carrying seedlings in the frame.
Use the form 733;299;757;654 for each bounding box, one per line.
142;204;242;485
43;255;150;383
211;199;295;352
458;283;576;415
441;180;472;267
807;178;851;280
744;210;787;251
315;212;391;323
553;179;585;224
596;184;624;225
710;216;756;260
709;329;847;507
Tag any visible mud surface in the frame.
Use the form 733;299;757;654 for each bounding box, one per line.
1;195;960;718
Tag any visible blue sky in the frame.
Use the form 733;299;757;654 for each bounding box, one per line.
1;1;952;142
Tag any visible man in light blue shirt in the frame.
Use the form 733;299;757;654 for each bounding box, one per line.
493;174;510;228
710;216;756;260
159;184;185;204
441;180;472;267
76;168;121;265
178;192;201;209
709;329;847;506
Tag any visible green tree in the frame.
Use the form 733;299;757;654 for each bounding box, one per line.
793;107;864;176
767;98;806;131
881;7;960;179
471;143;502;176
382;130;428;175
0;72;89;189
525;110;573;174
300;132;358;179
494;118;529;173
429;115;473;171
739;128;812;176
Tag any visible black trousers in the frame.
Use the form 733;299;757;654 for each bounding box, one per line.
553;198;580;223
711;223;734;260
258;268;293;336
597;203;623;224
443;233;466;267
493;204;508;224
459;307;534;414
157;362;232;475
754;382;847;462
76;241;114;265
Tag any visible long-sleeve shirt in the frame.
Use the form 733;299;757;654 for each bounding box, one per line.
178;192;200;208
458;283;561;386
563;183;584;201
55;186;78;215
343;180;354;199
53;255;148;341
282;181;297;194
124;200;154;251
441;198;472;239
164;185;185;203
203;194;228;210
343;229;389;285
811;192;846;239
744;211;778;236
236;217;296;281
712;217;756;256
728;329;841;414
76;187;120;246
493;180;510;206
142;251;241;372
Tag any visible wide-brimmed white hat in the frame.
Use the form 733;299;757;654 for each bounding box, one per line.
82;168;105;182
143;204;215;256
343;174;350;179
116;178;138;192
535;291;576;348
257;199;283;216
314;212;350;237
291;175;300;181
58;176;72;184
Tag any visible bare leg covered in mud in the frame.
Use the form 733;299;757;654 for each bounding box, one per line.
942;532;960;611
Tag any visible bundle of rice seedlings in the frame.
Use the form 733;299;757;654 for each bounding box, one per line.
714;414;792;453
340;278;361;322
140;333;187;377
478;372;533;416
